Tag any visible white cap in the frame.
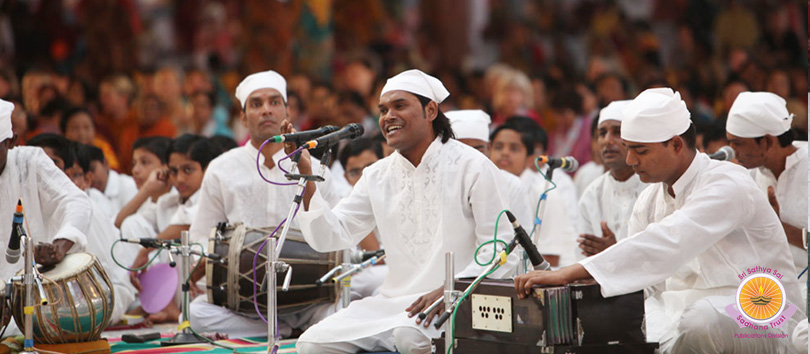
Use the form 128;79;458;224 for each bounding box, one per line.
235;70;287;109
621;88;691;143
381;69;449;103
726;91;793;138
597;100;632;125
0;99;13;142
446;110;491;142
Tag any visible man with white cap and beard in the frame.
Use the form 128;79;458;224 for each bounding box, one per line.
576;100;648;257
514;88;804;353
446;109;533;230
293;69;517;354
725;92;807;283
187;70;342;337
0;98;92;335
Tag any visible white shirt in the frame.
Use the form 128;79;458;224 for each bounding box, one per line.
103;170;138;218
580;153;804;340
500;169;533;231
577;172;648;242
520;167;579;267
120;188;180;239
573;161;605;198
87;187;115;221
82;196;136;325
0;147;90;280
190;143;341;248
297;138;517;342
752;142;808;276
169;191;201;226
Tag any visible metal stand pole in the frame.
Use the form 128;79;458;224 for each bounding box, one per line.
444;252;455;354
516;171;553;276
20;234;38;354
340;249;352;309
161;231;206;346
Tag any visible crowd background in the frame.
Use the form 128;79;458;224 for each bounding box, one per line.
0;0;806;173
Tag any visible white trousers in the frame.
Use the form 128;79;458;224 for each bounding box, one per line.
296;326;430;354
660;296;794;354
187;296;335;338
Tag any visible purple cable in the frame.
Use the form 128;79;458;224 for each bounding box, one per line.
251;185;304;329
256;139;303;186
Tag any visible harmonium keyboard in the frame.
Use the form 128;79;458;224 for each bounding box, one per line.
432;278;658;354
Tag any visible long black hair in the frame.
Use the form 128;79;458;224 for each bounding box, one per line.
414;94;454;143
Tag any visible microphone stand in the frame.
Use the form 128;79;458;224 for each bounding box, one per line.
19;225;44;354
161;231;206;346
516;164;554;276
265;148;328;353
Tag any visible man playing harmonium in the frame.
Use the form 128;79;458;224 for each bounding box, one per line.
514;88;805;353
292;69;518;354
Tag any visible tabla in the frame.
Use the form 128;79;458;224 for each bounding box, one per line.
11;252;114;344
206;223;341;315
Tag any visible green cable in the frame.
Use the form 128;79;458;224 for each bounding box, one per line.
110;239;168;272
529;158;557;243
473;210;510;266
448;209;512;353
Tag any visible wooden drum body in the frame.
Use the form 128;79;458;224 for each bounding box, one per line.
206;223;340;315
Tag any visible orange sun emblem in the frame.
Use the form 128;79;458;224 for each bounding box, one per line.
738;275;784;321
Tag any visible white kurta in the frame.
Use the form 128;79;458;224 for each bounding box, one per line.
88;187;115;221
576;171;648;244
0;147;90;280
520;167;579;267
169;191;201;226
752;142;808;282
82;198;136;325
190;144;341;248
103;170;138;219
500;170;534;233
573;160;605;198
297;138;518;343
580;153;804;344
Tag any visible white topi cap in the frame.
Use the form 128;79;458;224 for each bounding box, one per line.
0;99;13;142
597;100;632;126
621;88;691;143
726;91;793;138
446;110;491;142
380;69;450;103
235;70;287;109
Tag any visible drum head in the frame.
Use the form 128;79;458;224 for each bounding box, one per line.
16;252;96;280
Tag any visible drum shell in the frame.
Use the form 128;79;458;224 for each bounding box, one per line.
11;253;114;344
206;224;341;315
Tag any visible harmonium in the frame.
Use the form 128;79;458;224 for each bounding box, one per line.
432;278;658;354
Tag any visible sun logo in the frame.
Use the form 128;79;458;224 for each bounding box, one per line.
736;274;785;323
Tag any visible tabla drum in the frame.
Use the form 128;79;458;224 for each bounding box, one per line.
206;223;341;315
11;252;114;344
0;288;10;332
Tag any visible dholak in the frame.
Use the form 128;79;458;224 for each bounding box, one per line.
11;252;114;344
207;223;340;314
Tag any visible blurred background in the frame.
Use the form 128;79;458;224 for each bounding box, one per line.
0;0;806;172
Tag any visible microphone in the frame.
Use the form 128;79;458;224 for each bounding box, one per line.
303;123;364;149
537;156;579;173
269;125;339;144
505;210;550;271
709;146;735;161
6;200;24;264
350;249;385;263
122;238;180;248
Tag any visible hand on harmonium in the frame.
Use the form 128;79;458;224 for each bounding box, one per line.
280;119;312;175
406;286;444;328
34;239;73;266
514;267;580;299
577;221;617;257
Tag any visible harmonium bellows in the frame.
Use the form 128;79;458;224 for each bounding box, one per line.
432;278;658;354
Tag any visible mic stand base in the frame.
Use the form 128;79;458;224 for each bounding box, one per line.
160;332;206;347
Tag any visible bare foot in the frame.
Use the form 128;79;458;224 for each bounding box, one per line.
147;302;181;324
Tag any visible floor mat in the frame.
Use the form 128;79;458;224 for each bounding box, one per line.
109;336;297;353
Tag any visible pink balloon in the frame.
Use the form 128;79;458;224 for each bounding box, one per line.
138;263;179;314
